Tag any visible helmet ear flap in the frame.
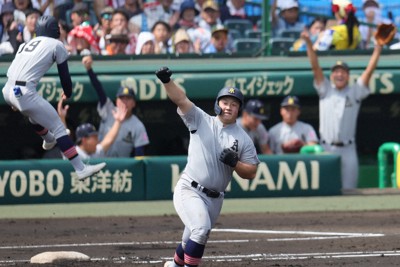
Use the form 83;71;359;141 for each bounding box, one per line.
214;99;222;115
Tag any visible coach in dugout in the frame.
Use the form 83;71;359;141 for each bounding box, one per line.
302;30;383;190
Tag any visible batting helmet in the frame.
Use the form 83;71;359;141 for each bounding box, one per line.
35;15;60;39
214;86;244;115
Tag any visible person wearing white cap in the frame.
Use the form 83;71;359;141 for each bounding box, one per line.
135;31;156;55
271;0;305;37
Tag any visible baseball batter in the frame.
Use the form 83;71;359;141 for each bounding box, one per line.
1;15;105;180
156;67;260;267
303;31;383;190
269;96;318;154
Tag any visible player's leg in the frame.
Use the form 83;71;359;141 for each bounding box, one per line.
341;145;359;190
173;179;215;266
28;118;57;150
18;91;105;180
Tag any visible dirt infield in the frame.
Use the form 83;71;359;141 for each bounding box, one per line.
1;209;400;266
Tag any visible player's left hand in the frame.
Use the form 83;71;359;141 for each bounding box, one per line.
219;148;239;167
156;67;172;83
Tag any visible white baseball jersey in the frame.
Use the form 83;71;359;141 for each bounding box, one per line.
315;77;369;144
7;37;68;87
179;105;260;192
97;98;149;157
2;36;70;141
62;144;105;160
269;121;318;154
314;77;370;189
236;117;269;153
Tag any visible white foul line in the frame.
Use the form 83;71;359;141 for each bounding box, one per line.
212;228;384;237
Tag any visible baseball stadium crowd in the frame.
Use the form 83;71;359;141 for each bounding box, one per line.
0;0;399;57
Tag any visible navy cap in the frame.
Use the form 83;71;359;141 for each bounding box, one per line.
244;99;268;120
116;86;136;98
281;95;301;108
331;60;350;72
75;123;98;143
180;0;199;17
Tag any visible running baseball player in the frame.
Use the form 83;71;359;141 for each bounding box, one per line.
269;96;318;154
1;15;105;180
302;31;383;190
237;99;272;154
156;67;260;267
82;55;150;157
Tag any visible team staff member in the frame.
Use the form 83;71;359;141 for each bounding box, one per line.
1;15;105;180
237;99;272;154
82;55;150;157
156;67;259;267
57;97;128;159
269;96;318;154
302;31;383;190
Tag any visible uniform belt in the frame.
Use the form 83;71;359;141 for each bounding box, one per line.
191;181;221;198
321;140;353;147
15;81;26;86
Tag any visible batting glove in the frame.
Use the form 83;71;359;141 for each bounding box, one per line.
219;148;239;167
156;67;172;83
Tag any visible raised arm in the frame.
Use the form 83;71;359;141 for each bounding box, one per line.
100;101;128;153
155;67;193;114
302;31;325;86
359;44;383;87
82;56;108;107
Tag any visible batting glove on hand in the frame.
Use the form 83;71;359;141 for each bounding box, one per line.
156;67;172;83
219;148;239;167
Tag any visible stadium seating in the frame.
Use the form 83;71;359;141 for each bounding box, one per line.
232;38;261;53
269;37;295;55
224;19;254;38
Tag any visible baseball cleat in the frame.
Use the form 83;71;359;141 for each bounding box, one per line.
163;261;172;267
42;139;57;150
76;162;106;181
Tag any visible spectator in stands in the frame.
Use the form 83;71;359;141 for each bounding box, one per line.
103;26;130;55
314;0;361;50
269;96;318;154
81;55;150;157
177;0;199;30
237;99;272;154
151;20;171;54
31;0;53;16
68;24;100;55
95;6;114;53
359;0;392;49
187;0;222;51
220;0;254;23
129;0;177;34
53;1;74;22
135;31;155;54
120;0;142;19
13;0;33;25
57;97;128;159
111;8;136;55
20;8;42;43
203;24;231;53
271;0;305;38
69;2;90;27
59;19;72;51
291;17;326;51
0;2;18;55
172;28;195;54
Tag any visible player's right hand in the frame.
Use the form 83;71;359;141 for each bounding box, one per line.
156;67;172;83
